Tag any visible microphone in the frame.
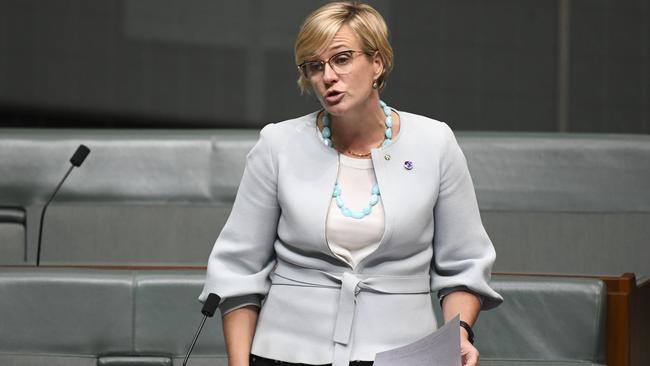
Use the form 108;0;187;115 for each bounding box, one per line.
183;293;221;366
36;144;91;266
70;145;90;167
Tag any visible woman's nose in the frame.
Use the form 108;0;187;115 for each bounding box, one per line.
322;62;338;84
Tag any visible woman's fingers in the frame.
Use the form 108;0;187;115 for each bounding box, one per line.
460;339;479;366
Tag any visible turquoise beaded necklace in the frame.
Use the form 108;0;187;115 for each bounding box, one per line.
321;100;392;219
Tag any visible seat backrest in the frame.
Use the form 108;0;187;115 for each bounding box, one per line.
434;275;607;365
0;268;226;365
0;268;134;356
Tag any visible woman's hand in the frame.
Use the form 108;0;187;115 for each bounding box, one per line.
460;331;479;366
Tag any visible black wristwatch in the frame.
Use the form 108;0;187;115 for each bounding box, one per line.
459;320;475;344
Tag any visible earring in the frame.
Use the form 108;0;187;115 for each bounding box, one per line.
372;80;378;89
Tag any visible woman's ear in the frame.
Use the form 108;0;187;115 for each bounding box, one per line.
372;52;384;80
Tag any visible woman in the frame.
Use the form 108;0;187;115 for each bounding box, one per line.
200;2;502;366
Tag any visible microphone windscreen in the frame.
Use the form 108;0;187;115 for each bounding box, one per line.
201;293;221;317
70;145;91;167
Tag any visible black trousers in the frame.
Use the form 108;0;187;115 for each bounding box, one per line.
250;354;373;366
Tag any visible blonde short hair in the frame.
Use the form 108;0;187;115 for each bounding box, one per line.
294;1;394;94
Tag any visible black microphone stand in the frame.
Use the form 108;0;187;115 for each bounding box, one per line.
36;145;90;266
183;293;220;366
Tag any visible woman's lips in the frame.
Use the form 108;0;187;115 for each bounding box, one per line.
325;91;344;105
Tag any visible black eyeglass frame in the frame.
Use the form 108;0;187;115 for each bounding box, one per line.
297;50;373;79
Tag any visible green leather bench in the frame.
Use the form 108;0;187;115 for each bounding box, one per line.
0;268;607;366
470;275;607;366
0;268;226;366
0;129;648;280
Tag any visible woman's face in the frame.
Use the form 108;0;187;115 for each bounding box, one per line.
308;24;383;116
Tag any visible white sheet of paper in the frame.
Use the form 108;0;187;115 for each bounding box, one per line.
373;314;461;366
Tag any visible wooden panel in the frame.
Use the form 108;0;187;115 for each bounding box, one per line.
601;273;635;366
632;277;650;366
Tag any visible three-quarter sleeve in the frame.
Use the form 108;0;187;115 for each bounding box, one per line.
430;124;503;310
199;124;280;316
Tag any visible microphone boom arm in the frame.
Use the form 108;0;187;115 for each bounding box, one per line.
35;144;90;266
36;164;74;266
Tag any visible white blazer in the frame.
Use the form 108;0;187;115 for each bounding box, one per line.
200;109;503;365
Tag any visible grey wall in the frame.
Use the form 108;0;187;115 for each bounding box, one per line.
0;0;648;132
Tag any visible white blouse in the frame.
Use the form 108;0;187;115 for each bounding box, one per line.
326;153;385;268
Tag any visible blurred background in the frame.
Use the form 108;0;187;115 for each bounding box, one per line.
0;0;648;132
0;2;649;365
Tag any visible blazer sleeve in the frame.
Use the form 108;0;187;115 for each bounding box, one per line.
199;124;280;316
430;124;503;310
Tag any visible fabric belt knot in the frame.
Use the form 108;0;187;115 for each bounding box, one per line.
331;272;365;366
271;260;431;366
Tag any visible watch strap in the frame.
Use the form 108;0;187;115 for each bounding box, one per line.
459;320;475;344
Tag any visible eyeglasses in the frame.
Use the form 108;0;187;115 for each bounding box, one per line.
298;50;369;79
